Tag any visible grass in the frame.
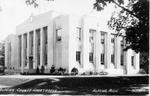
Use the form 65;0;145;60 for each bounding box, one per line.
0;77;30;87
0;75;148;95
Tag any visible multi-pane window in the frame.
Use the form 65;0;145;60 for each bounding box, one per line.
89;52;93;63
131;56;134;66
56;28;62;41
24;34;27;67
101;32;106;44
76;51;81;64
101;53;104;65
101;31;106;65
111;37;115;43
120;37;124;66
111;54;115;64
19;36;22;67
43;26;48;44
121;55;124;66
76;27;81;40
36;29;40;45
45;51;47;65
43;26;48;65
30;31;33;56
111;34;115;65
36;29;40;66
89;29;96;43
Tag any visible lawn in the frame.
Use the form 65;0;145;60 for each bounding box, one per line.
0;75;149;95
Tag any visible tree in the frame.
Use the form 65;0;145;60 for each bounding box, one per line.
25;0;54;7
94;0;149;53
94;0;149;73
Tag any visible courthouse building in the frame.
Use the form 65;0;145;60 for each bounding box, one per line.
5;11;140;74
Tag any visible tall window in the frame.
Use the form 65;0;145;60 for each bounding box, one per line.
24;34;27;67
111;54;114;64
43;26;48;44
18;36;22;67
89;29;96;43
120;37;124;66
121;55;124;66
43;26;48;65
30;31;33;56
36;29;40;66
131;56;134;66
76;51;81;64
101;53;104;65
56;28;62;41
111;34;115;65
111;36;115;43
76;27;81;40
89;52;93;63
101;31;106;65
101;32;105;44
36;29;40;45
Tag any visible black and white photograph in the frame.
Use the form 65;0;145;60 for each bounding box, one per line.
0;0;149;95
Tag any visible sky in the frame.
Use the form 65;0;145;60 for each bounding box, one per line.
0;0;116;41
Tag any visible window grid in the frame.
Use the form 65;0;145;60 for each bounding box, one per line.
89;52;93;63
101;53;104;65
76;51;81;64
76;27;82;40
131;56;134;66
56;28;62;41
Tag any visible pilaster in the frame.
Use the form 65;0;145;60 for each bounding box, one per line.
33;30;37;69
40;28;44;67
105;33;111;68
21;35;25;73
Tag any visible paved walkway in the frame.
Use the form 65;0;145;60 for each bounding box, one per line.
0;74;148;79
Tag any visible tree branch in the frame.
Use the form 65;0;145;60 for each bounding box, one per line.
112;0;139;19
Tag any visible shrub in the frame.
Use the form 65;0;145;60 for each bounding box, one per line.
36;67;40;74
58;67;66;75
89;71;93;75
40;65;45;74
58;67;64;72
50;65;56;74
71;67;78;75
93;72;98;75
99;71;108;75
81;72;86;75
138;69;146;74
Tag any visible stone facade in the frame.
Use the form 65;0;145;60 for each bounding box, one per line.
5;11;140;74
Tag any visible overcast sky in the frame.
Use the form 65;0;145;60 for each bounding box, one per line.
0;0;116;41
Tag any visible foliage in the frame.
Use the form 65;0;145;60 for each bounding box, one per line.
140;52;149;73
71;67;78;75
25;0;54;7
36;66;40;74
94;0;149;53
40;65;45;74
138;69;146;74
57;67;66;75
99;70;108;75
50;65;55;74
94;0;149;73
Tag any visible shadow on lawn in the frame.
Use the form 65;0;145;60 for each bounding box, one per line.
0;76;149;95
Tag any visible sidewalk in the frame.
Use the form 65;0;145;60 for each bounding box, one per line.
0;74;148;79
